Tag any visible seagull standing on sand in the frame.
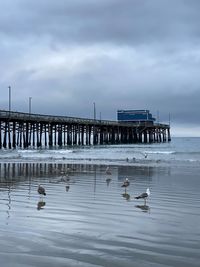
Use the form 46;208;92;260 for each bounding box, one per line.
105;167;112;175
38;185;46;197
121;178;130;192
135;188;150;204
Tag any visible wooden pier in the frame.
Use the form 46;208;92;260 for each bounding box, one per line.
0;110;171;149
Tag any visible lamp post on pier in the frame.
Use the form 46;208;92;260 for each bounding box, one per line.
29;97;32;114
8;85;11;113
93;102;96;120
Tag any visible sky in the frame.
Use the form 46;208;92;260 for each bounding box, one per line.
0;0;200;137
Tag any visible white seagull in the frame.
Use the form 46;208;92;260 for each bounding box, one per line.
121;178;130;192
135;188;150;204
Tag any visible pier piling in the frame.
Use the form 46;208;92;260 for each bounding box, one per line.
0;110;171;149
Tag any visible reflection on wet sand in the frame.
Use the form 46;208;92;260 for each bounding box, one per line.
135;204;150;213
122;193;130;201
106;177;112;186
66;185;70;192
0;162;199;267
37;201;46;210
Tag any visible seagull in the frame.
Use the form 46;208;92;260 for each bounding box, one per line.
38;185;46;197
105;167;112;175
135;188;150;204
121;178;130;192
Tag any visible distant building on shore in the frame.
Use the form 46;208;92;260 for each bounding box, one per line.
117;110;155;124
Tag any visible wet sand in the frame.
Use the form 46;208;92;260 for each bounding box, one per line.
0;162;200;267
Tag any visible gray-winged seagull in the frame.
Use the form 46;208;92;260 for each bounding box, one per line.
135;188;150;204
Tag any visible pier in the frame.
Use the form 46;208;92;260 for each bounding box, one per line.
0;110;171;149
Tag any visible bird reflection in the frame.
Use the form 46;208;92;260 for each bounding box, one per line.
49;175;73;184
66;185;70;192
60;176;70;182
106;177;112;186
122;192;130;201
37;201;46;210
135;204;150;213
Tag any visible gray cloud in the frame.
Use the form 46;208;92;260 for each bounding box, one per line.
0;0;200;136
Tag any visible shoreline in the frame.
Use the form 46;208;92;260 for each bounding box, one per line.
0;153;199;267
0;157;199;168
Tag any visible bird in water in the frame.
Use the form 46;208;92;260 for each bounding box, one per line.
135;188;150;204
121;178;130;188
121;178;130;192
38;185;46;197
105;166;112;175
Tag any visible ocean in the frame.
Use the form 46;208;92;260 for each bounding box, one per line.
0;137;200;267
1;137;200;165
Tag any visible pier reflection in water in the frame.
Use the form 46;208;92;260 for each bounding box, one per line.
0;162;200;267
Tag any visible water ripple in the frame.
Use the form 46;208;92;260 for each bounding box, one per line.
0;162;200;267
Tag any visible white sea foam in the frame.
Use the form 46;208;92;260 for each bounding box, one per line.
147;151;176;154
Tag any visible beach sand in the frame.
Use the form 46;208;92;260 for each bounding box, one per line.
0;161;200;267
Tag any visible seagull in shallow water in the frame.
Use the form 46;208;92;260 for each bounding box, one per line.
121;178;130;192
38;185;46;196
135;188;150;204
105;167;112;175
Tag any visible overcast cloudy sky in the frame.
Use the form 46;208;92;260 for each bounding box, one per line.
0;0;200;136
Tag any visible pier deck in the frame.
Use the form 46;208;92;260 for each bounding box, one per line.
0;110;171;148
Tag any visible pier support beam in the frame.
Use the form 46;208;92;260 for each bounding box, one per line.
0;121;2;149
0;111;171;148
58;124;62;146
49;124;53;147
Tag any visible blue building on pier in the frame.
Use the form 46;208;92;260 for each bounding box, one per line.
117;110;155;124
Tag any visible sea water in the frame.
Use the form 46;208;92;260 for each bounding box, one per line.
0;137;200;165
0;137;200;267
